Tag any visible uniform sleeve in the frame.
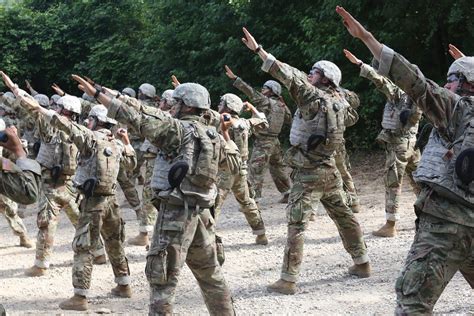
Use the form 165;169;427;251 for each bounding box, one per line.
376;45;456;130
233;77;270;111
344;106;359;127
283;105;292;125
119;141;137;171
218;136;241;174
261;54;321;118
360;63;403;102
0;157;41;204
107;98;182;152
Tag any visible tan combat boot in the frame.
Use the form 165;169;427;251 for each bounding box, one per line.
267;279;297;295
348;262;371;278
111;284;132;298
351;203;361;214
25;265;47;277
372;220;396;237
128;232;149;246
19;234;33;248
93;254;107;265
278;192;290;204
255;234;268;245
309;213;317;221
59;294;88;311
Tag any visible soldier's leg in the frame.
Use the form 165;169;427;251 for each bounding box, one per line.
395;213;467;315
335;143;360;213
146;203;197;315
100;196;131;296
268;168;317;294
231;172;266;237
186;209;235;315
117;167;142;215
248;140;270;200
320;168;369;276
214;171;233;224
0;196;32;247
268;139;291;200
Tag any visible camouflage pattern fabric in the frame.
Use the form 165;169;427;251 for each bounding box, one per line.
72;195;129;296
140;157;157;233
215;169;265;235
146;204;234;315
117;165;142;210
0;195;28;237
0;158;41;205
261;55;369;282
334;141;360;211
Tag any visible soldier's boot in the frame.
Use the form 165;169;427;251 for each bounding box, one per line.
127;232;149;246
255;234;268;245
59;294;88;311
19;234;33;248
25;265;47;277
348;262;371;278
267;279;296;295
309;213;317;222
372;220;396;237
278;191;290;204
111;284;132;298
93;254;107;265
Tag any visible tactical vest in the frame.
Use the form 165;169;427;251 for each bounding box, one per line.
140;139;158;158
289;96;347;156
259;98;286;137
381;95;419;134
413;96;474;207
229;119;249;162
36;132;78;175
73;130;122;195
151;120;221;207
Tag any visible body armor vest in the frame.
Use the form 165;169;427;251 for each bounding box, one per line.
289;96;347;156
413;96;474;207
381;95;419;135
259;98;286;137
74;130;121;195
230;119;249;162
151;121;221;207
36;131;78;175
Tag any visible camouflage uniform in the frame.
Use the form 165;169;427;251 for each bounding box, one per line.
360;63;422;221
372;47;474;314
0;195;29;237
107;84;236;315
261;55;369;283
0;156;41;204
42;107;135;297
232;77;292;199
214;112;268;236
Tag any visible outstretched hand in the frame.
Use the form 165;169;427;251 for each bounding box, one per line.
448;44;465;60
241;27;258;51
51;83;65;96
171;75;180;88
336;6;369;40
0;71;19;95
343;49;362;65
71;74;96;97
224;65;237;80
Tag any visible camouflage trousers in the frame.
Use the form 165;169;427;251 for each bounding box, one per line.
384;140;421;221
215;169;265;235
72;195;129;297
139;157;157;233
0;195;28;237
117;166;142;212
131;139;146;183
334;141;360;211
248;136;291;199
395;212;474;315
146;203;234;315
34;179;102;269
281;164;369;282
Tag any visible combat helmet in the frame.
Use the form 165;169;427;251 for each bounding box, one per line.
172;83;210;109
220;93;243;114
57;95;82;114
139;83;156;99
311;60;342;87
447;56;474;84
122;87;136;98
50;94;61;105
263;80;282;96
34;94;50;108
89;104;117;125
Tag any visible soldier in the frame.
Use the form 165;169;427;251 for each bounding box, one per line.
337;6;474;314
122;87;136;98
0;119;33;248
224;65;292;202
73;75;237;315
241;27;370;294
214;93;269;245
343;49;422;237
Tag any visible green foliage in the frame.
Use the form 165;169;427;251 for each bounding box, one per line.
0;0;473;148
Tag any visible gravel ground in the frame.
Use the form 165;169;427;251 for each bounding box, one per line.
0;151;472;315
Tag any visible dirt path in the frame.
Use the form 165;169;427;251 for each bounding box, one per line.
0;151;472;315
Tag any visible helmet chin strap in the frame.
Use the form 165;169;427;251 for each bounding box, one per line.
456;77;474;97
